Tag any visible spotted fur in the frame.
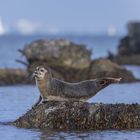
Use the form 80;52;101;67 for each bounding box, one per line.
33;66;121;105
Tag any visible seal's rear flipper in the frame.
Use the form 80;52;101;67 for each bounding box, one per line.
112;77;122;83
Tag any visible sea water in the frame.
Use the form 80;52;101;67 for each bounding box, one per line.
0;34;140;140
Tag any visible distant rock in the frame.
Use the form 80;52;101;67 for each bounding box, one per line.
0;69;30;85
110;54;140;65
119;22;140;55
88;59;137;83
13;101;140;130
127;22;140;37
20;39;91;69
0;60;137;85
118;37;140;56
18;39;138;83
27;59;138;83
109;22;140;65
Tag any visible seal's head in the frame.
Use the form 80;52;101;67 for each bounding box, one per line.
33;66;48;80
96;77;122;89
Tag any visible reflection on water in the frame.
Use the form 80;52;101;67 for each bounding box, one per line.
0;83;140;139
0;125;40;140
40;129;140;140
1;125;140;140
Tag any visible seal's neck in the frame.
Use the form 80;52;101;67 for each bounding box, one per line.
35;75;51;98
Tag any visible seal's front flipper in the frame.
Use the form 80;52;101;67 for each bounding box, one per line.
42;100;48;104
38;99;48;105
32;96;42;109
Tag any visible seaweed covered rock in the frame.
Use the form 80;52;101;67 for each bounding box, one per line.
88;59;137;83
13;101;140;130
0;68;31;85
20;39;91;69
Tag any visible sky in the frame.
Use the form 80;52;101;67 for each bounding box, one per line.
0;0;140;35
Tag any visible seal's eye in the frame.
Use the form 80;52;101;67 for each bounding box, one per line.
40;69;44;72
99;80;107;86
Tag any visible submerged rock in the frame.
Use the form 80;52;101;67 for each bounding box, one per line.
13;101;140;130
20;39;91;69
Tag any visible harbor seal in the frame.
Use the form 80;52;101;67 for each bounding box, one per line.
33;66;121;106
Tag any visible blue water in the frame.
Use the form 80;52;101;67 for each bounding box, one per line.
0;34;140;140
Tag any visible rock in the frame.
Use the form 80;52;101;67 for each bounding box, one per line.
118;36;140;55
0;69;31;85
0;60;135;85
88;59;137;83
13;101;140;130
127;22;140;37
109;22;140;65
20;39;91;69
18;39;137;83
119;22;140;55
111;54;140;65
27;59;138;83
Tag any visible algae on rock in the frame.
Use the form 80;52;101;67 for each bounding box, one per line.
13;101;140;130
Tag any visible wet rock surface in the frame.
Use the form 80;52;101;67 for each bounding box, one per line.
0;69;31;85
20;39;91;69
13;101;140;130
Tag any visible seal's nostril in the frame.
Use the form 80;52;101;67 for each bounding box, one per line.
35;71;38;74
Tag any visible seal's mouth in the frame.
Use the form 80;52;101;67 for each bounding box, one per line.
32;71;45;81
31;72;39;79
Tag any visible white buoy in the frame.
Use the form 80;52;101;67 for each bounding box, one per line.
0;17;6;35
107;25;117;36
